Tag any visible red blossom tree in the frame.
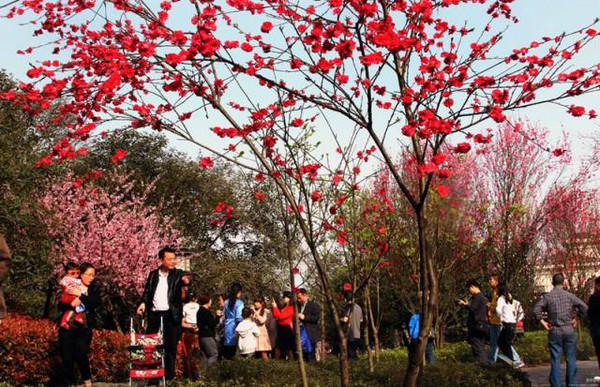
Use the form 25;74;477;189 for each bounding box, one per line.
4;0;600;384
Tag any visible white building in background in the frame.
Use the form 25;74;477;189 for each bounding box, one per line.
176;249;197;271
534;262;599;294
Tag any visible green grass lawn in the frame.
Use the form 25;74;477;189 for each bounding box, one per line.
178;349;524;387
176;330;594;387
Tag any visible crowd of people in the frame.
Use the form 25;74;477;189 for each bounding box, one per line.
135;247;331;381
1;233;599;387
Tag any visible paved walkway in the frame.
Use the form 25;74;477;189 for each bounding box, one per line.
524;360;600;386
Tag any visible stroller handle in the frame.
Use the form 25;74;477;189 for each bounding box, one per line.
129;314;164;336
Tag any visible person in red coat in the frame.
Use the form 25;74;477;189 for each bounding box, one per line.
271;291;295;360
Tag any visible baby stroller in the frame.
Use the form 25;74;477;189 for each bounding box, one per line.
129;317;166;386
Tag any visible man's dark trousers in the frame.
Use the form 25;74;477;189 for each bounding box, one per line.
148;311;181;380
468;329;488;363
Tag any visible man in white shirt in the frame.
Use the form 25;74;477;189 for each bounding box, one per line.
137;246;184;381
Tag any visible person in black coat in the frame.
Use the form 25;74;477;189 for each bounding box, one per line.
58;262;101;387
588;276;600;369
458;279;489;363
297;288;321;361
136;246;184;381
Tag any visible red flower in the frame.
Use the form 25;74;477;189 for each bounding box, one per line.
335;40;356;59
260;22;273;33
337;231;347;246
342;282;352;291
316;58;334;73
474;133;492;144
291;267;300;275
263;135;276;148
111;149;127;164
291;118;304;127
254;191;265;200
336;73;349;84
552;148;566;157
311;191;322;202
433;185;450;198
402;124;416;137
417;162;437;175
453;142;471;154
489;105;506;123
199;156;214;169
26;67;43;79
241;42;253;52
431;153;446;165
359;51;384;66
491;89;509;104
100;72;121;93
437;168;452;179
568;105;585;117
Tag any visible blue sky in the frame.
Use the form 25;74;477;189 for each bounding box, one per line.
0;0;599;164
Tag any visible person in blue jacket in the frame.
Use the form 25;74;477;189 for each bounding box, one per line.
408;311;436;364
221;282;244;359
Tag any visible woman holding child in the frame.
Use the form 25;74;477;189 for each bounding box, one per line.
58;262;101;387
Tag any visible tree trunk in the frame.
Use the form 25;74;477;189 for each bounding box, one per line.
365;284;380;360
363;306;374;373
271;191;349;386
42;279;55;319
339;334;350;387
105;295;123;333
319;300;326;362
289;262;308;387
303;241;350;387
437;321;446;348
403;208;439;387
393;329;401;348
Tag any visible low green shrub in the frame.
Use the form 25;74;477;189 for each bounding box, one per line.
176;350;527;387
0;313;128;385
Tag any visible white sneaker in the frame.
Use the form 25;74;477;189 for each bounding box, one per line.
514;362;526;369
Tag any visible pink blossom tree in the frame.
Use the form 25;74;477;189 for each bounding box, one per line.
40;173;183;328
472;120;566;292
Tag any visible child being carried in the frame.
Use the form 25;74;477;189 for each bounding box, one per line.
59;262;86;329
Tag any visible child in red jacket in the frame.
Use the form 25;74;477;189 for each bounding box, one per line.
59;262;86;329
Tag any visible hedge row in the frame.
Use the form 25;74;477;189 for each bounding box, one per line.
176;351;528;387
0;314;128;385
